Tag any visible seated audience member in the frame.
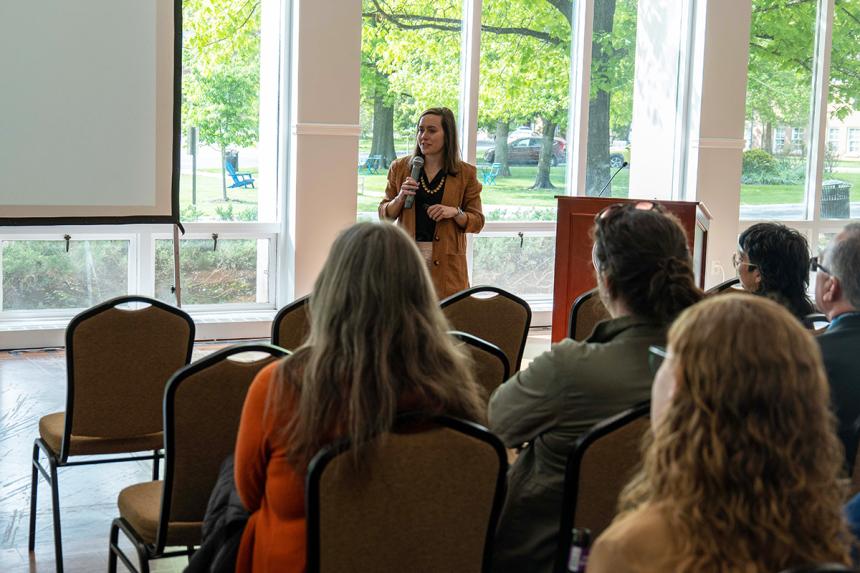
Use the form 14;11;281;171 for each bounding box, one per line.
488;202;703;573
233;222;486;573
589;294;851;573
814;223;860;467
735;222;815;319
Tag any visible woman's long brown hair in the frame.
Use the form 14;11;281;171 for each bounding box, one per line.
267;222;486;471
620;294;850;571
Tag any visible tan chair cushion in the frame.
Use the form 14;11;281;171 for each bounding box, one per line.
118;481;201;546
39;412;163;457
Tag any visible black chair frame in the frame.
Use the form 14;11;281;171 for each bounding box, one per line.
567;288;603;340
305;415;508;573
704;277;740;295
271;294;310;348
29;295;195;573
802;312;830;330
108;342;289;573
450;330;511;382
440;285;532;373
553;402;650;573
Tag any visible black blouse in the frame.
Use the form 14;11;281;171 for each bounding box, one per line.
415;169;447;242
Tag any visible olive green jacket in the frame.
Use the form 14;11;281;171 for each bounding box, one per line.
488;316;666;573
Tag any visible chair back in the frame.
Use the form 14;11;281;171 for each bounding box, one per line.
803;312;830;334
62;296;195;461
441;286;531;373
306;416;507;573
554;403;650;573
567;288;610;341
271;295;311;351
156;343;288;551
705;277;741;295
450;331;510;399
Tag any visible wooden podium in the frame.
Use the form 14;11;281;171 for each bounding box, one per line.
551;197;711;342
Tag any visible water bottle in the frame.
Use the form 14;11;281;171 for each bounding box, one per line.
567;528;592;572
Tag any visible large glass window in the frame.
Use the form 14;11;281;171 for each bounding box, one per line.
357;0;463;218
583;0;637;197
475;0;573;222
741;0;816;221
819;0;860;220
1;240;129;312
180;0;276;223
154;238;271;306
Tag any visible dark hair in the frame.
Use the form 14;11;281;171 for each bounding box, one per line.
827;222;860;309
738;223;814;319
412;107;462;176
593;206;703;325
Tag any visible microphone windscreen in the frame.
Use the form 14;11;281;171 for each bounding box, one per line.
405;156;424;209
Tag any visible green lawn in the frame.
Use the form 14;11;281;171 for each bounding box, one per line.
740;171;860;205
180;162;859;222
179;170;259;220
357;165;631;215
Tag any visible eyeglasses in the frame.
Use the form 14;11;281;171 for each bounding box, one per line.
595;201;662;223
648;345;668;375
731;252;757;271
810;255;834;276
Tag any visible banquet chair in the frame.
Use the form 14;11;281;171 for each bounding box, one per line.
305;416;507;573
271;295;311;351
109;343;288;573
450;330;510;399
553;402;650;573
441;286;531;374
29;296;195;573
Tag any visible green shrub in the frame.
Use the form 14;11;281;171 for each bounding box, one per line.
741;149;804;185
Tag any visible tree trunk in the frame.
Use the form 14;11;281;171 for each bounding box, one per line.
531;121;557;189
494;120;511;176
763;121;773;152
221;145;228;201
585;0;616;196
370;94;397;166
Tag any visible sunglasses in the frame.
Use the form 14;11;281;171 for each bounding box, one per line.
595;201;663;223
809;255;834;276
648;345;668;375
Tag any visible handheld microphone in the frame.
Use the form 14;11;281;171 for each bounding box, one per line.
596;161;628;198
405;156;424;209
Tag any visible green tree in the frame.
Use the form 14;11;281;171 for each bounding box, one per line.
182;0;261;200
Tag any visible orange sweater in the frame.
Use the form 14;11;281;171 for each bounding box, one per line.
234;362;305;573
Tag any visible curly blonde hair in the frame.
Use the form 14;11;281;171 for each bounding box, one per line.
620;294;850;571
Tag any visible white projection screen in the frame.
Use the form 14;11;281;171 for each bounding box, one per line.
0;0;180;225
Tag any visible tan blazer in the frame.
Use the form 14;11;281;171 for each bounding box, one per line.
379;156;484;299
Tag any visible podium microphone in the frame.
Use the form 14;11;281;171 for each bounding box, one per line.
405;156;424;209
596;161;628;197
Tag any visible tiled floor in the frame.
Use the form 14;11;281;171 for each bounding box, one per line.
0;331;552;572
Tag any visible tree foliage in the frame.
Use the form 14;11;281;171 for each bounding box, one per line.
182;0;261;199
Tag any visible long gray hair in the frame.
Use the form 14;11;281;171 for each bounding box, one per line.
270;222;486;470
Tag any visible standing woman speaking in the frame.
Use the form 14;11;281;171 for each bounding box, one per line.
379;107;484;299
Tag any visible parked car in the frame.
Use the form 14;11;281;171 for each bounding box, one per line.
609;141;631;168
485;137;566;166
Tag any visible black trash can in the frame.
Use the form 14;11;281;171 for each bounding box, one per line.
224;150;239;171
821;179;851;219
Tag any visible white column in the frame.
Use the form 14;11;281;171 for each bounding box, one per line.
284;0;362;300
685;0;751;288
459;0;482;164
628;0;691;200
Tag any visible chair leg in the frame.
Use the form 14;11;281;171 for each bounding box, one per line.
151;451;159;481
108;521;119;573
28;441;39;551
48;457;64;573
